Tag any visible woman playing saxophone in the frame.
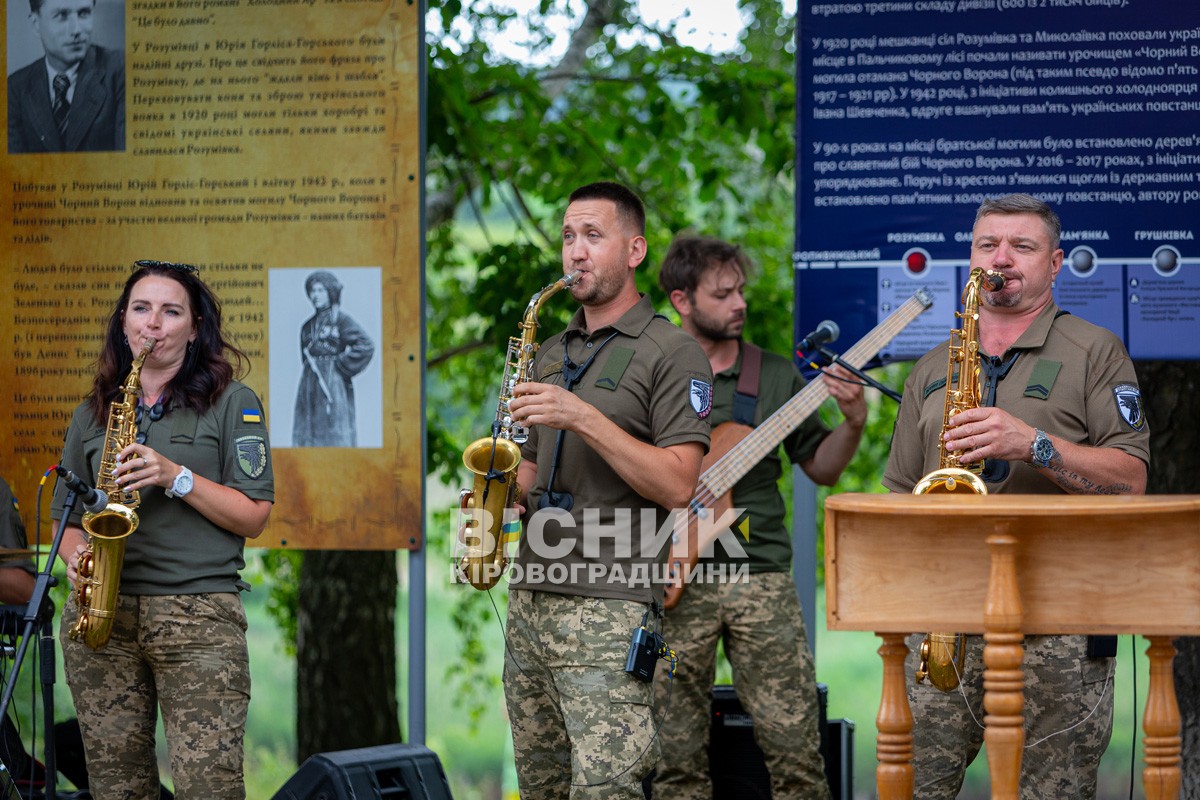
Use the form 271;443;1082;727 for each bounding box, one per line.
52;260;274;800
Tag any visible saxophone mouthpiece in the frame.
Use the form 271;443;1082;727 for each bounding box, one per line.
563;270;583;287
983;271;1005;291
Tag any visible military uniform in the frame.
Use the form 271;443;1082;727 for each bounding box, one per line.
0;478;35;577
53;381;273;800
0;476;36;787
883;301;1149;799
505;295;711;800
653;342;832;800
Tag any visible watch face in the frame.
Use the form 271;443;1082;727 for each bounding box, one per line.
1034;434;1054;465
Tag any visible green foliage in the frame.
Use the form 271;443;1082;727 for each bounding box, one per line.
424;1;808;721
257;549;302;657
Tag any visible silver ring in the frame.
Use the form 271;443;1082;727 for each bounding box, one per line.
142;457;147;467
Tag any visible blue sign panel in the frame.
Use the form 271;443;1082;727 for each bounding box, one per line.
796;1;1200;362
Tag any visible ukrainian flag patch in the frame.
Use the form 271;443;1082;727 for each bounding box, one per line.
241;408;262;424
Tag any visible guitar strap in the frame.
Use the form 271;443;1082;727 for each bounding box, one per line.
731;341;762;426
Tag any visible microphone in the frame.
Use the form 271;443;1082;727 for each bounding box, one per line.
55;467;110;514
797;320;840;353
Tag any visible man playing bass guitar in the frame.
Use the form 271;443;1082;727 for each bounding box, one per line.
653;234;867;800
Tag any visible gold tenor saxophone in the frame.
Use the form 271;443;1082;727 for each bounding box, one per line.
458;271;582;590
70;337;155;649
912;267;1004;691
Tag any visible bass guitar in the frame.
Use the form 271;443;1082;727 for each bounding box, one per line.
664;288;935;609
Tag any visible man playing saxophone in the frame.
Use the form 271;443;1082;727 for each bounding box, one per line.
502;181;713;799
52;260;274;800
883;194;1149;798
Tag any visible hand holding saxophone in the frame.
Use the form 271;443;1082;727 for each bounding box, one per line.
64;541;86;588
941;406;1037;466
112;443;176;492
507;381;593;434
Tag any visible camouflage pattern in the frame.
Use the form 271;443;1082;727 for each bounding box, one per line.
904;632;1113;799
60;592;251;800
653;571;830;800
504;589;657;799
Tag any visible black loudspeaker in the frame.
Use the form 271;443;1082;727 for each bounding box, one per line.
271;743;453;800
707;684;853;800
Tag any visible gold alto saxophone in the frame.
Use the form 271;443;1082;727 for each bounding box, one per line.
458;271;582;590
70;337;155;649
912;267;1004;691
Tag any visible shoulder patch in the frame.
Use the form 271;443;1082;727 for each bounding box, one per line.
236;435;269;478
690;379;713;419
1112;383;1146;431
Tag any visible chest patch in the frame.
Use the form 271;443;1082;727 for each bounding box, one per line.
236;435;269;479
690;379;713;419
594;346;634;391
1024;359;1062;400
1112;383;1146;431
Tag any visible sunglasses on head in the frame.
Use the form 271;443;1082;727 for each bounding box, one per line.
135;259;199;275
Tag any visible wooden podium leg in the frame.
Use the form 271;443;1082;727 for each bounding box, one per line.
983;529;1023;800
1143;636;1181;800
876;633;914;800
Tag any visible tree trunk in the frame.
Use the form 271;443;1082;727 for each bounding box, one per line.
1133;360;1200;798
296;550;401;762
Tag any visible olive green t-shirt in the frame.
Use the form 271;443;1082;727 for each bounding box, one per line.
52;381;274;595
515;295;713;604
707;342;830;573
884;302;1149;493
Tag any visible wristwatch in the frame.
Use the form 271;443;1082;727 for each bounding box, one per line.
1030;430;1057;469
166;466;194;498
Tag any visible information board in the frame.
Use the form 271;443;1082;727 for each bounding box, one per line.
796;0;1199;363
2;0;423;549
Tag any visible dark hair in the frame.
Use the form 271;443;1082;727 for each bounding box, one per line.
29;0;92;14
658;234;752;297
87;261;249;425
976;193;1062;250
567;181;646;236
304;270;343;305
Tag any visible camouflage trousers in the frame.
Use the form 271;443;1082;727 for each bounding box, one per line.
60;593;251;800
653;571;830;800
904;632;1114;799
504;589;658;800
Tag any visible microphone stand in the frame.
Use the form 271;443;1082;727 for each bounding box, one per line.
816;345;903;404
0;489;74;800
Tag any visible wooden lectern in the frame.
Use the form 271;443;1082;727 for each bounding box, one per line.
824;493;1200;800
